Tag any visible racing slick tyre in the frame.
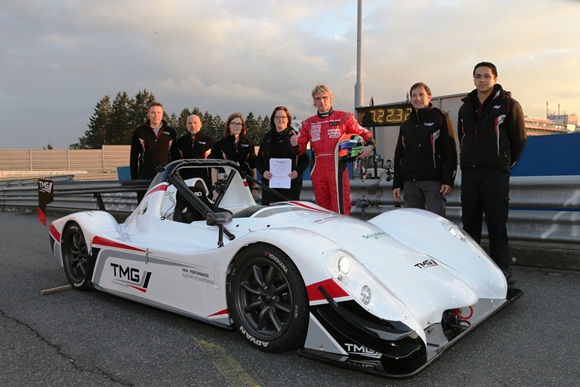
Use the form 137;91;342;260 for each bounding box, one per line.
227;244;309;353
62;222;93;290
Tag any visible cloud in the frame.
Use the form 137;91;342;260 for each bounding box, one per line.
1;0;579;149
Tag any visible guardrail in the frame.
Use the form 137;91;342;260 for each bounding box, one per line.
1;175;578;244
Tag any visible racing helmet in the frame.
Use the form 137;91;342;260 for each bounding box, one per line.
338;133;365;162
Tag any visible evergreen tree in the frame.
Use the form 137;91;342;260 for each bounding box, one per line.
191;107;203;118
203;111;222;140
130;90;156;130
176;108;192;138
245;112;260;144
259;115;270;133
166;112;179;130
72;89;269;151
70;96;112;149
214;114;225;140
108;92;133;145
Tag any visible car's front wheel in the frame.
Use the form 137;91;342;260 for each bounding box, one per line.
227;244;309;353
62;222;92;289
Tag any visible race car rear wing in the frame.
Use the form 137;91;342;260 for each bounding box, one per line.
37;178;150;225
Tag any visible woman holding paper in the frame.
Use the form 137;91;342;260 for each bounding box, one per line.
256;106;310;205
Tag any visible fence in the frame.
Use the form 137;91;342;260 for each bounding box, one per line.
0;145;130;178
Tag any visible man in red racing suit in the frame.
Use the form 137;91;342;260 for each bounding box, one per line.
298;84;375;215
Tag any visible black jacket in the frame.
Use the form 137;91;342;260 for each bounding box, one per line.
458;84;527;172
130;120;179;179
255;128;310;187
176;131;216;159
210;135;257;177
393;104;458;189
176;131;216;184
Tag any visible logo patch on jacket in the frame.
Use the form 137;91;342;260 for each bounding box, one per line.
310;125;321;141
328;128;340;138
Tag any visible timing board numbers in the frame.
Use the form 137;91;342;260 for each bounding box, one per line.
356;103;413;127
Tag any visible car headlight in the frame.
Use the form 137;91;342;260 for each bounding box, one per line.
447;222;495;264
338;255;351;274
360;285;371;305
448;225;466;241
324;249;411;320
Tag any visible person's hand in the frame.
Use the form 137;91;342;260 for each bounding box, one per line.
440;184;453;196
358;145;373;159
290;131;298;147
289;170;298;180
392;188;402;202
263;170;273;180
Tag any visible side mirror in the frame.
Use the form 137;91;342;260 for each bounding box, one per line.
206;211;232;226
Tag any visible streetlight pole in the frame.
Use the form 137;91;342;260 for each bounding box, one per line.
354;0;364;110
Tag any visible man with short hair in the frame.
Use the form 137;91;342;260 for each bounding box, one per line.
392;82;457;216
298;84;375;215
130;101;179;200
176;114;216;188
458;62;527;284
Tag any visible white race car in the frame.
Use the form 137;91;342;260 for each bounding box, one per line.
47;159;520;378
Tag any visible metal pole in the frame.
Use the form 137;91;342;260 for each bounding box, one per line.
354;0;363;110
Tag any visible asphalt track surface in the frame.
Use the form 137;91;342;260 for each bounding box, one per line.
1;211;579;387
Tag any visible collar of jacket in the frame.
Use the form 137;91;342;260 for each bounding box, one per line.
412;103;434;120
317;108;334;118
146;119;167;130
464;83;507;106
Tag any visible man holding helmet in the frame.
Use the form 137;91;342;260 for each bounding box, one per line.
298;84;375;215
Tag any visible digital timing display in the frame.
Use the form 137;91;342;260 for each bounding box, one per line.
356;103;413;127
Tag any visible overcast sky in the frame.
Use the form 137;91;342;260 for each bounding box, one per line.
1;0;579;149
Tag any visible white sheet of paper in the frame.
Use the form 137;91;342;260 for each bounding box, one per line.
269;158;292;189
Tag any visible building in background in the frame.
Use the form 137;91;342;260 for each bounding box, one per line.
524;116;570;136
546;113;578;132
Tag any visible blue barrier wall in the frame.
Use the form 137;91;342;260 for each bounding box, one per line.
118;133;579;181
117;166;131;181
511;132;580;176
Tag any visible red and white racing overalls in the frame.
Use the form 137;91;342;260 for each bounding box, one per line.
299;109;373;215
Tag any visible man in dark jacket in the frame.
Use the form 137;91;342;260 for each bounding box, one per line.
130;101;180;201
176;114;216;188
393;82;457;216
458;62;527;283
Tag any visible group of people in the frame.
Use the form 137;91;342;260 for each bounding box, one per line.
392;61;527;283
129;62;527;282
129;83;376;213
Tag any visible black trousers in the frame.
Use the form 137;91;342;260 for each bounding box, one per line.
461;168;511;273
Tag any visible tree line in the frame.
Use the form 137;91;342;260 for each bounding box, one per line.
70;89;274;149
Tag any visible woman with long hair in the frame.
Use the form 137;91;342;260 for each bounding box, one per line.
210;112;257;199
256;106;310;205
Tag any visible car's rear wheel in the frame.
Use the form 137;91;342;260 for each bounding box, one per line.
227;244;309;353
62;222;92;289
